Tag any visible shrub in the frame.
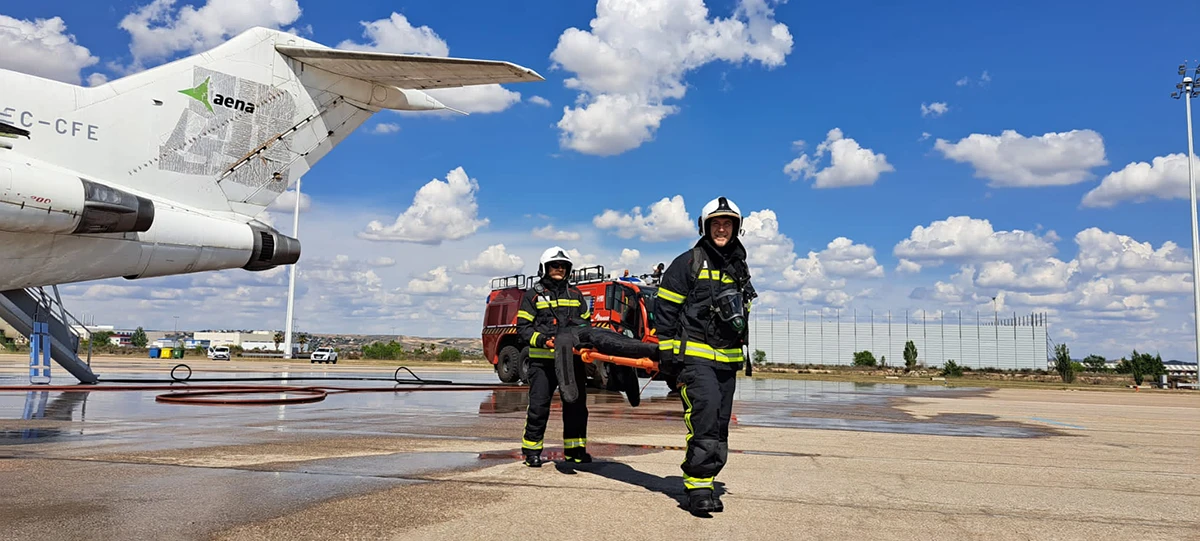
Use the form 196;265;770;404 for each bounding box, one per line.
438;348;463;362
852;350;876;367
753;350;767;365
941;360;963;377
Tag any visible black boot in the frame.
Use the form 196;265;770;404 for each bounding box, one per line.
523;453;545;468
711;493;724;512
686;489;717;516
563;448;592;463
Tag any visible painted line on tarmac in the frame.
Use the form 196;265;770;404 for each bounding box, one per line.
1029;417;1087;430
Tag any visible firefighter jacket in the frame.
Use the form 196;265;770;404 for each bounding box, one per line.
654;237;756;370
517;276;592;360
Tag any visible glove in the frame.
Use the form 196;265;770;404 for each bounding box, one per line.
544;337;555;349
657;348;680;376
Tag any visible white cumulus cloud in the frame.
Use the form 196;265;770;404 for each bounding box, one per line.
266;189;311;213
359;167;489;243
550;0;794;155
1074;228;1192;274
934;129;1108;187
818;237;884;278
896;259;922;273
783;128;895;188
921;102;948;117
118;0;302;69
337;12;520;114
371;123;401;135
406;266;452;295
528;96;551;107
1082;153;1200;208
894;216;1058;264
532;225;581;242
0;15;98;85
593;195;694;242
458;244;525;276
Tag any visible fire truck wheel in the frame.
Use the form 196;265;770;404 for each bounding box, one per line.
588;361;608;390
497;345;521;383
518;347;531;384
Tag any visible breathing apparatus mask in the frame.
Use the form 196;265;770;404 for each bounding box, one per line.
711;288;747;334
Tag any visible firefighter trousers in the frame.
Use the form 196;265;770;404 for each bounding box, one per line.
522;357;588;454
678;362;737;491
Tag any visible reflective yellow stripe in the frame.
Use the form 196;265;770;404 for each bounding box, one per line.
534;299;583;309
522;439;543;450
517;310;534;321
657;288;685;304
681;384;694;442
698;269;734;284
530;332;541;347
581;311;591;320
529;347;554;359
684;476;714;490
680;341;744;363
658;339;677;351
564;438;587;449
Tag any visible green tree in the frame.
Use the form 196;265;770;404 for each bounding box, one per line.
903;340;918;371
941;360;963;377
879;355;886;368
131;327;148;348
438;348;463;362
852;350;876;367
273;332;284;352
1127;350;1166;386
1082;354;1106;372
87;330;114;348
1054;343;1075;383
752;349;767;365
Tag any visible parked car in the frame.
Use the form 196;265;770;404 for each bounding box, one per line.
208;345;231;361
310;346;338;364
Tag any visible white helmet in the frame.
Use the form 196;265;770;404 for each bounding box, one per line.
697;196;743;236
538;246;574;276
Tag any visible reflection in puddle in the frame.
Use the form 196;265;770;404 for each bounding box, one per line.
0;370;1054;444
0;391;90;444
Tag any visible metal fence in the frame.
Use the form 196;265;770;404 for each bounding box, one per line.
748;310;1049;370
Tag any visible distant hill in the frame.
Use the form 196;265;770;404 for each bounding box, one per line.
309;333;482;355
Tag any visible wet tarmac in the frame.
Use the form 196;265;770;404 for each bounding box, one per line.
3;362;1194;540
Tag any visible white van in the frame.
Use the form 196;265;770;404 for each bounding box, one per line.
208;345;231;361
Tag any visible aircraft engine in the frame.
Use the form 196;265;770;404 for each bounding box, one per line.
0;160;154;235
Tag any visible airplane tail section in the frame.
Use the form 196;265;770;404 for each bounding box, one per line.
3;27;542;218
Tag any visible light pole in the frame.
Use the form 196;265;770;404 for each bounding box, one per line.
1172;63;1200;388
283;177;301;359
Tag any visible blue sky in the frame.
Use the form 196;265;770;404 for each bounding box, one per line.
5;0;1200;361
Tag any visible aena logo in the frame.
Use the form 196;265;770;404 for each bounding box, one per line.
179;76;257;114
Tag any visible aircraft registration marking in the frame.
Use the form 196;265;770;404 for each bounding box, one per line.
0;107;99;141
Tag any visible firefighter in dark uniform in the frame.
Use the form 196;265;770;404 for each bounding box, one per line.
654;196;756;515
516;246;593;467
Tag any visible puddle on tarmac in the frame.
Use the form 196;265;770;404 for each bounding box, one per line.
0;369;1054;443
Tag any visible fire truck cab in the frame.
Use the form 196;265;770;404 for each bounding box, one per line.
481;265;662;388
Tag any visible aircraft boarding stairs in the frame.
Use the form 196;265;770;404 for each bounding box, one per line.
0;287;98;383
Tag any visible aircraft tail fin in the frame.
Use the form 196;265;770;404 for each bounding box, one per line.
4;27;541;218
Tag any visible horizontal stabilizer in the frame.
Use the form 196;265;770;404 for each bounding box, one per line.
275;45;544;90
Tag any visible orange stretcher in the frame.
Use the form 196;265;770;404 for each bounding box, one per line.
544;338;659;374
578;349;659;373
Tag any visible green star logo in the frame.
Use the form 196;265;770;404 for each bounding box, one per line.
179;77;212;113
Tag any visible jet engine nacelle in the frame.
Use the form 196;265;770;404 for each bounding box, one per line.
0;160;154;235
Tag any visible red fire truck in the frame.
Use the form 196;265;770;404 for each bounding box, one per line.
481;265;665;389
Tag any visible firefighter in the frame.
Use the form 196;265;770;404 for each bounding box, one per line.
654;196;757;515
516;246;593;467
